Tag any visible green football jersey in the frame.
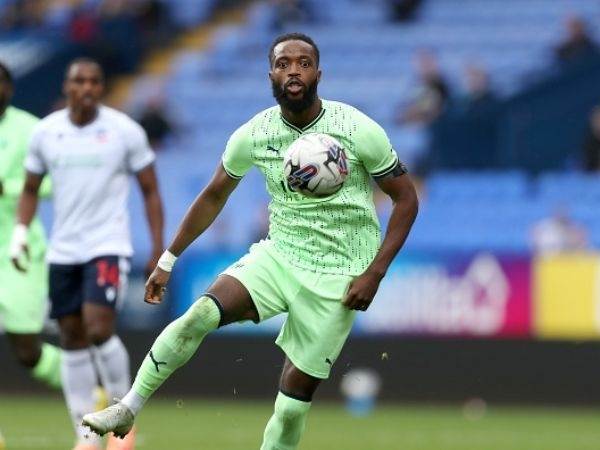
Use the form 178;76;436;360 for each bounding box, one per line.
222;100;400;276
0;106;48;261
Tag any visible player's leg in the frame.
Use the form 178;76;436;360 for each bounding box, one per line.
125;274;257;408
261;358;320;450
0;259;61;388
74;256;131;404
83;241;288;437
79;256;135;449
5;332;41;368
119;244;282;411
59;312;103;449
83;302;134;450
83;274;259;436
261;269;356;450
83;303;128;399
51;263;103;449
5;333;61;389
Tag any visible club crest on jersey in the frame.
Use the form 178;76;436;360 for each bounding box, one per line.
329;146;348;175
287;164;319;189
96;129;108;143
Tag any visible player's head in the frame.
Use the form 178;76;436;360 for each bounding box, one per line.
0;61;14;116
63;57;104;112
269;33;321;113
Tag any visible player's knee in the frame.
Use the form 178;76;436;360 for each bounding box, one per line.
59;326;88;349
279;364;320;402
86;327;113;346
179;296;221;335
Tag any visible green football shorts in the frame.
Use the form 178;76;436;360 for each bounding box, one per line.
222;240;356;379
0;258;48;334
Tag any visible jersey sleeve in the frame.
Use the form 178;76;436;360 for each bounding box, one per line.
24;126;48;175
221;123;253;179
354;113;404;179
124;120;156;173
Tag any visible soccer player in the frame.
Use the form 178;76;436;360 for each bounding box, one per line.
11;58;164;450
83;33;418;449
0;62;61;389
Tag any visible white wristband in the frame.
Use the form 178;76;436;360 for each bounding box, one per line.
9;223;28;258
157;250;177;272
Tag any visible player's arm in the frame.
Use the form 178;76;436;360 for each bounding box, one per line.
343;172;418;311
10;171;44;271
168;164;239;255
144;163;240;304
343;114;419;311
136;164;165;276
145;122;251;304
371;173;418;277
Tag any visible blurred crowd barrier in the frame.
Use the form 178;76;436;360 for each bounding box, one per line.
133;249;600;341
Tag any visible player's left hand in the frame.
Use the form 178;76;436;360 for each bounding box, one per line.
145;250;162;279
342;271;383;311
144;266;171;305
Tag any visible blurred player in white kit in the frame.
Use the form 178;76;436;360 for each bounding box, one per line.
12;58;164;450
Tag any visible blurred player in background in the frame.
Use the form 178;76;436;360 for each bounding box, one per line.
0;62;61;389
11;58;164;450
84;33;418;450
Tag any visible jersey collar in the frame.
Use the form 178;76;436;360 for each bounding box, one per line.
280;107;326;134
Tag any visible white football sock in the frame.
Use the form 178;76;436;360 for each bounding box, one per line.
61;348;102;446
121;390;147;416
91;335;131;401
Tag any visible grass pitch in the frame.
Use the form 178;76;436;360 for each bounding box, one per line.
0;397;599;449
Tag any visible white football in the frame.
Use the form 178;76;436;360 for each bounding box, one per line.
283;133;349;197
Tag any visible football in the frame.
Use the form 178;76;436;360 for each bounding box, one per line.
283;133;349;197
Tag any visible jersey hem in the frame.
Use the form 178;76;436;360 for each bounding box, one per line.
269;241;368;277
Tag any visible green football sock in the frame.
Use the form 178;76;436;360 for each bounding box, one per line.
31;343;61;389
131;296;221;399
260;392;312;450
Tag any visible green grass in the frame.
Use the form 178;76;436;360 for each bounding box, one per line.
0;397;599;449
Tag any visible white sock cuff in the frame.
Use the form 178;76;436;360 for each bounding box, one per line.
63;348;93;364
95;335;124;356
121;390;147;416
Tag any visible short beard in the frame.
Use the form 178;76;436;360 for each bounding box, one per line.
272;79;318;113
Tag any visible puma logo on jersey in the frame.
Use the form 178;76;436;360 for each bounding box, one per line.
149;351;167;372
266;145;280;153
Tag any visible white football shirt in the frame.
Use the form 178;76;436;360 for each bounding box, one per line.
25;105;155;264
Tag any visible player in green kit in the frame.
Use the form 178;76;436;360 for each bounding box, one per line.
84;33;419;449
0;61;61;389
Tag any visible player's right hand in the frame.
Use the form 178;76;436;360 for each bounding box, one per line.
9;224;30;273
144;266;171;305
